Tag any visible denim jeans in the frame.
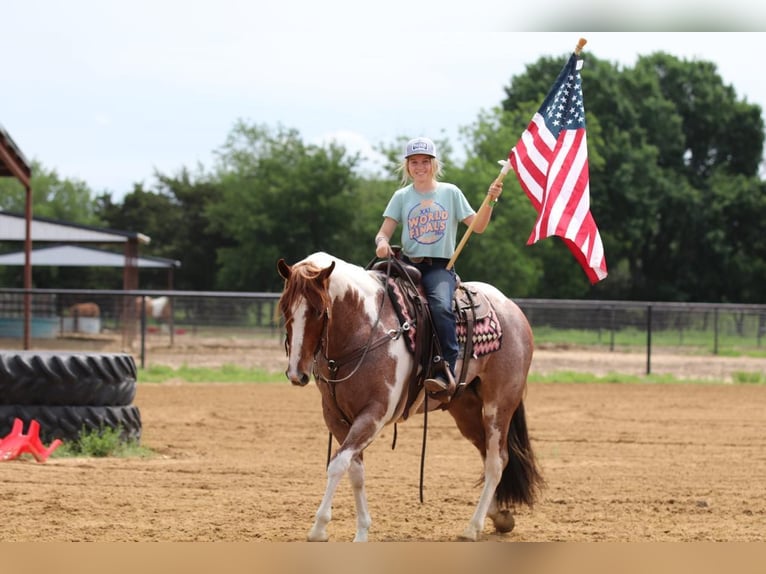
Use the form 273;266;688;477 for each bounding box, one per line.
406;257;458;376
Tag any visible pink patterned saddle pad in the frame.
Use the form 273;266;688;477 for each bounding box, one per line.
385;278;503;358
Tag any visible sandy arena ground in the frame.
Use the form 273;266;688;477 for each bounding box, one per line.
0;339;764;542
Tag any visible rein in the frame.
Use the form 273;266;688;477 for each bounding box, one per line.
312;260;410;385
316;256;432;503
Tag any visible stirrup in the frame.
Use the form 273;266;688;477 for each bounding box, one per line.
424;368;456;402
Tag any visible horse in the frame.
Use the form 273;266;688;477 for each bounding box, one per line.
277;251;543;542
65;302;100;317
135;296;172;326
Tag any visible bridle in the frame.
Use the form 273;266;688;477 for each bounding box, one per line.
284;260;410;385
311;287;410;385
284;257;431;501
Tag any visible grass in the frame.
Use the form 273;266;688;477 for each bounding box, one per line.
135;364;765;386
731;371;766;384
138;363;285;384
528;371;718;385
52;426;153;458
532;326;766;358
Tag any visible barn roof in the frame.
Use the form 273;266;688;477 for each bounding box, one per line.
0;123;31;185
0;245;180;268
0;210;150;244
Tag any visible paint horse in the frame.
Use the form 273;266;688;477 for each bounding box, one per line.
277;252;543;542
135;295;171;330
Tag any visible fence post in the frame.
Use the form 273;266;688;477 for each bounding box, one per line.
139;296;147;369
646;304;653;375
713;307;719;355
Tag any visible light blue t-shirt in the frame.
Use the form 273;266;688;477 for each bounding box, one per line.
382;182;475;259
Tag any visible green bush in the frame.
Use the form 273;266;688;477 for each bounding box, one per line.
54;425;151;458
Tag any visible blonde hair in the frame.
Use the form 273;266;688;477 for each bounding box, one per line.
396;156;444;186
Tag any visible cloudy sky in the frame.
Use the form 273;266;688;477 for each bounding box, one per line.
2;2;764;198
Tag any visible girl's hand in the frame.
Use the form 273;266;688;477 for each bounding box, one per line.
488;180;503;202
375;237;391;258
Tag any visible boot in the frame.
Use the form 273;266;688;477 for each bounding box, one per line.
424;363;456;403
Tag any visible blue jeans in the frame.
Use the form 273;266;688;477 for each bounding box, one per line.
405;257;458;376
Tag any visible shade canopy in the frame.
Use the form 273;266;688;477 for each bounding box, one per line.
0;244;180;268
0;211;150;244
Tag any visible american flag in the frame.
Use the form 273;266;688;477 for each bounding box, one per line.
509;52;607;284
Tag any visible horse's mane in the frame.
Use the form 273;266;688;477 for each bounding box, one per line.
279;253;383;327
278;260;333;322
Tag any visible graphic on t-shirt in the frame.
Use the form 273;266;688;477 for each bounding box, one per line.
407;200;448;245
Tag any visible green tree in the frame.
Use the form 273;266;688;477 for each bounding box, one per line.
0;160;100;224
497;50;765;302
0;160;105;288
95;183;183;289
206;121;362;291
152;168;231;291
700;172;766;303
449;111;545;297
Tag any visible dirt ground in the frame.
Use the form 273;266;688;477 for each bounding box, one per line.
1;339;764;542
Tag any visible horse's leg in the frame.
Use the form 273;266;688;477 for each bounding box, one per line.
308;407;385;542
307;447;352;542
464;402;511;541
448;392;512;541
347;454;372;542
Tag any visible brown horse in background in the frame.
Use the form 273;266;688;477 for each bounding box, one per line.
65;302;101;317
277;252;543;542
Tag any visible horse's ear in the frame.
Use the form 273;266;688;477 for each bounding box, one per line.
277;258;291;280
318;261;336;283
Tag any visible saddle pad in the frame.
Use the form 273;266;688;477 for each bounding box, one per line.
456;306;503;358
384;276;502;358
455;286;503;357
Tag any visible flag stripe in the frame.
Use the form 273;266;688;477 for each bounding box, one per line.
549;131;588;236
508;52;607;284
510;115;553;209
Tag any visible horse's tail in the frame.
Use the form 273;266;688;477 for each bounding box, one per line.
496;400;544;508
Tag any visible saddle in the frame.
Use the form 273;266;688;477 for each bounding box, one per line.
370;257;503;418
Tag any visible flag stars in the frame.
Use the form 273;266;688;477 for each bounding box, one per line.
540;59;587;135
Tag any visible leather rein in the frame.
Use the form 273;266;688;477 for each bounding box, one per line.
311;259;411;385
308;256;432;503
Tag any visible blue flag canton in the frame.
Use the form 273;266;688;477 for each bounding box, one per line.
542;57;586;138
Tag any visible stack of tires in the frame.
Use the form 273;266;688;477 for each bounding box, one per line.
0;351;142;444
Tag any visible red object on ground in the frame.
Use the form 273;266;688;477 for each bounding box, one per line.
0;418;63;463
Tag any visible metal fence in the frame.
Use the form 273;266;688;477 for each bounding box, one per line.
2;288;765;373
516;299;766;373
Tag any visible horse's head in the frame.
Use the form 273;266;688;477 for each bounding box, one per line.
277;257;336;386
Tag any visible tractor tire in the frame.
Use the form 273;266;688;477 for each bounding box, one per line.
0;405;142;444
0;351;137;406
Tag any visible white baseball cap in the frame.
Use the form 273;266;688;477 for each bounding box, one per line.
404;137;436;158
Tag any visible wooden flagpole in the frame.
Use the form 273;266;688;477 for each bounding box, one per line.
446;160;511;270
446;37;588;272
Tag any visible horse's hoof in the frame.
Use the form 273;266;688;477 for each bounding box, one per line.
307;528;329;542
457;529;479;542
491;509;515;533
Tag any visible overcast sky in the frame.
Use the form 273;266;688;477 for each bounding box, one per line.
2;2;764;198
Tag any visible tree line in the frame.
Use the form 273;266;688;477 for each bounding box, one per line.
1;51;764;303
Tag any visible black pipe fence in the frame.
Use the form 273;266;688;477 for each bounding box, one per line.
2;288;765;373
